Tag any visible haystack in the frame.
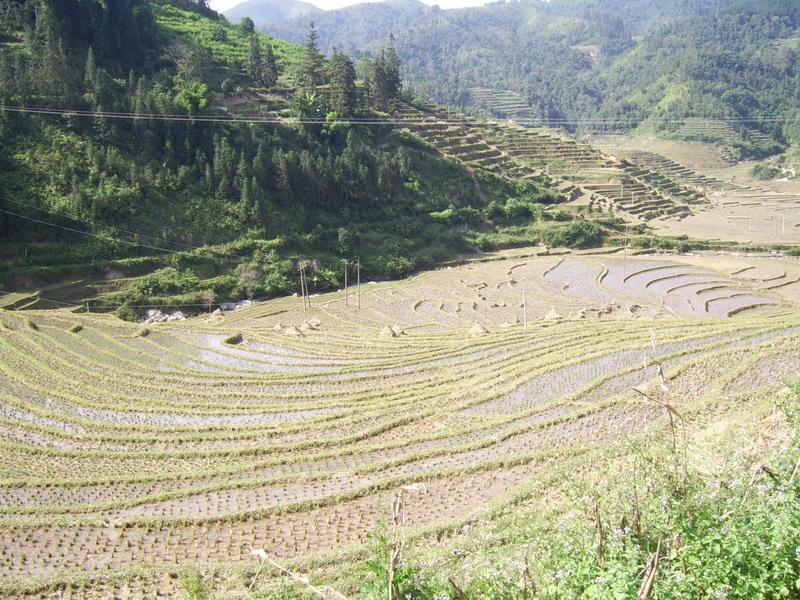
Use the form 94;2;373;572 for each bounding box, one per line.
307;318;323;329
379;326;399;338
469;322;489;336
284;325;303;336
272;322;283;331
211;307;224;317
390;324;404;337
543;307;562;322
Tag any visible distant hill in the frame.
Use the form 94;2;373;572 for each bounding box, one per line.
224;0;434;53
225;0;800;157
225;0;321;32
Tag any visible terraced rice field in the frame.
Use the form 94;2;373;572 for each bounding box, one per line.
396;104;704;224
586;135;800;244
1;249;800;598
467;87;542;125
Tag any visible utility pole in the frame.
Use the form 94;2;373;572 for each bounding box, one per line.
623;223;629;275
357;258;361;310
299;265;306;311
343;260;348;308
522;278;528;329
305;266;311;310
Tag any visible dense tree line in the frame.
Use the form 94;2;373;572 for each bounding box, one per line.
0;0;489;291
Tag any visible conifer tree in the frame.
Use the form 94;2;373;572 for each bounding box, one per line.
248;35;262;82
300;23;325;94
84;46;97;90
261;43;279;88
328;49;356;116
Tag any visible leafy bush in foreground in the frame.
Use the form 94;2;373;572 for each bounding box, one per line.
357;387;800;599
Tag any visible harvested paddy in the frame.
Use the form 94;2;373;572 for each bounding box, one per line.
1;248;799;598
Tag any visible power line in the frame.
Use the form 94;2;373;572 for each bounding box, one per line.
0;196;198;253
0;289;235;310
0;207;184;253
0;290;78;308
0;207;248;266
1;104;796;126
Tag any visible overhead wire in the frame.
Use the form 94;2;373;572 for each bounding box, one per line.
0;207;251;266
0;196;199;253
0;104;795;126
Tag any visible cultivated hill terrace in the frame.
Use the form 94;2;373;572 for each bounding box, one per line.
1;0;800;598
2;248;800;596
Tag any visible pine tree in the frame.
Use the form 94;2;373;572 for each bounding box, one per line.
300;23;325;94
370;38;402;111
252;142;270;188
384;35;402;107
239;177;253;222
248;35;262;83
234;151;248;193
262;43;279;89
370;50;388;110
328;49;356;116
84;46;97;91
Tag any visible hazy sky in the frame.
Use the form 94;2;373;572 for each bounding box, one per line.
211;0;492;12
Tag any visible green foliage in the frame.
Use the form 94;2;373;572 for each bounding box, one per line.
369;37;402;111
180;570;214;600
0;0;588;311
541;219;605;248
360;529;438;599
750;163;781;181
299;23;326;95
174;80;211;115
354;387;800;600
328;50;357;116
153;4;302;70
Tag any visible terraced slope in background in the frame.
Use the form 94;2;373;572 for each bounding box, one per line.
396;104;705;224
1;249;799;598
588;136;800;244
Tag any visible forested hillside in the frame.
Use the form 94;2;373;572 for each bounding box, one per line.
0;0;586;315
232;0;800;158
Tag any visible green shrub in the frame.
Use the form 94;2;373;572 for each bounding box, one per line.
360;529;439;600
541;220;605;249
180;570;214;600
475;233;495;251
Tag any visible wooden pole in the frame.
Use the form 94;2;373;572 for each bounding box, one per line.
624;223;629;275
343;260;348;308
299;267;306;311
357;259;361;310
522;280;528;329
304;266;311;310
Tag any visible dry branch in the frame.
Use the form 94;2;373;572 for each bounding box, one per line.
249;548;347;599
448;577;471;600
637;535;662;599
